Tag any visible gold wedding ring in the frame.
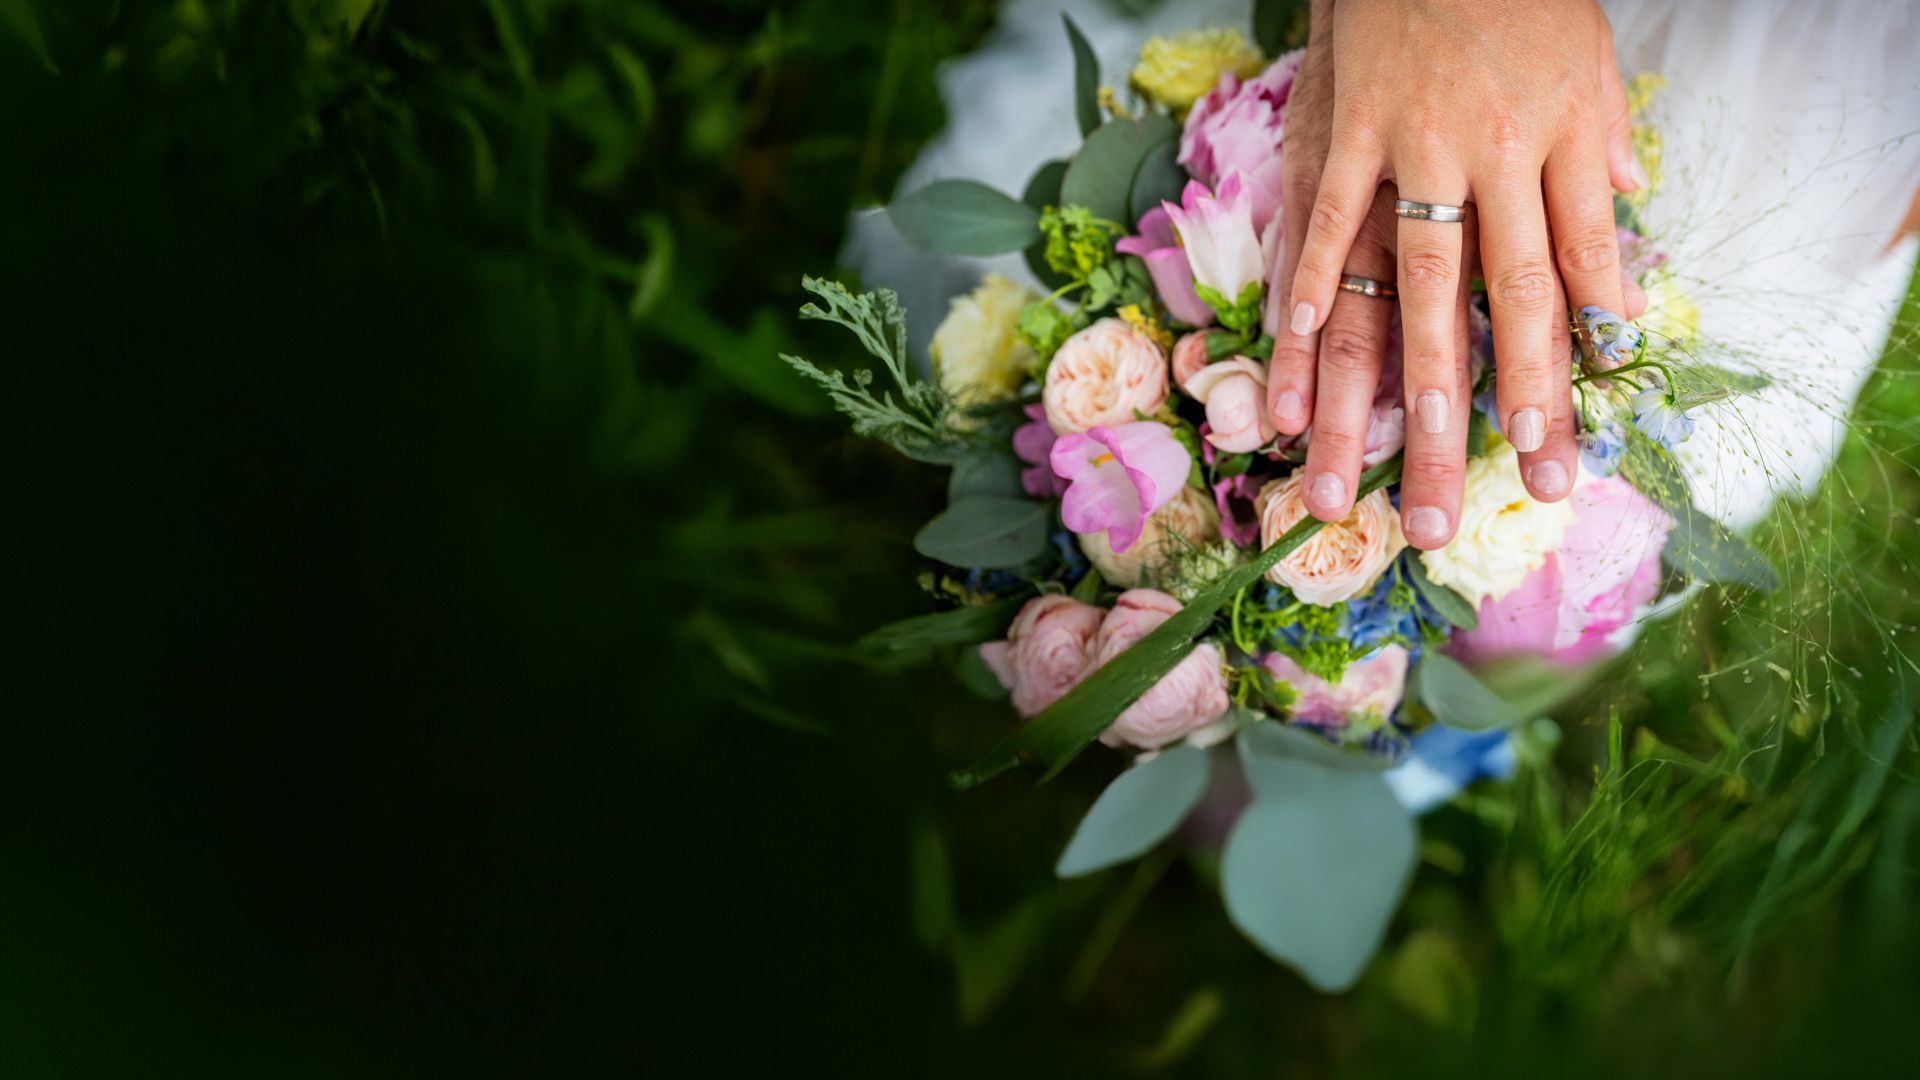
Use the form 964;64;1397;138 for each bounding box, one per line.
1338;275;1398;300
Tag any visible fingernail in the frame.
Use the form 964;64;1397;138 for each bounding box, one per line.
1308;472;1345;509
1275;389;1304;423
1290;302;1315;336
1527;458;1570;497
1508;408;1546;452
1629;156;1650;192
1415;390;1449;435
1404;506;1450;544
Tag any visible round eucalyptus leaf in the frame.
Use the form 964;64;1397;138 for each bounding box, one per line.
913;496;1052;569
887;179;1042;256
1061;114;1178;224
1056;745;1212;878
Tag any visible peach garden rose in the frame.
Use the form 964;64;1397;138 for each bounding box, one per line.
1041;318;1170;436
1256;474;1406;605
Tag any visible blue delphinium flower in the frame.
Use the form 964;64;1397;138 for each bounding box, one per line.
1385;725;1517;813
1049;528;1089;586
1578;417;1628;476
1472;383;1502;436
1578;305;1643;366
1631;385;1696;450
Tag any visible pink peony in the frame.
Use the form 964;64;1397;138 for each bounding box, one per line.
1090;590;1232;749
1161;176;1267;306
979;594;1105;718
1051;422;1193;554
1042;318;1170;435
1117;209;1216;328
1179;50;1304;235
1183;357;1277;453
1450;473;1673;667
1261;644;1410;731
1012;404;1066;498
1256;475;1406;605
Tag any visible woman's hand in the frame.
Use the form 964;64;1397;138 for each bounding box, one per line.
1272;0;1640;541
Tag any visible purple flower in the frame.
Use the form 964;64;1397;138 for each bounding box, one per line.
1179;50;1303;235
1012;404;1067;498
1212;471;1264;547
1578;306;1643;367
1116;207;1215;327
1050;422;1193;553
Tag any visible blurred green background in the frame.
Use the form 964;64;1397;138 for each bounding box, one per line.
3;2;1916;1076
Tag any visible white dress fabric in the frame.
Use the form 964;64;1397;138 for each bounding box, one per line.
846;0;1920;528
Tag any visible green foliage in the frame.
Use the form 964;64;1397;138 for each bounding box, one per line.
886;178;1042;255
1060;113;1179;225
1405;549;1477;629
1619;424;1780;589
913;496;1053;569
1055;744;1212;878
1061;13;1100;137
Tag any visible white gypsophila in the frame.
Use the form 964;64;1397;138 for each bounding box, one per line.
1421;440;1577;607
930;273;1040;406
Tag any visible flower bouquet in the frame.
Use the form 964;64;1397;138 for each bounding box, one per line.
783;14;1774;989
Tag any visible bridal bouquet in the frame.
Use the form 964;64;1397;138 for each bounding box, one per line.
784;16;1773;990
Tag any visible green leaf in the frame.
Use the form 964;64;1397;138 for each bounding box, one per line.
1021;160;1072;289
1404;553;1477;630
1128;140;1187;223
888;180;1042;256
1618;426;1779;589
856;594;1029;668
1252;0;1301;56
914;497;1053;569
1223;731;1417;991
1;0;57;72
952;457;1403;789
1238;715;1393;773
1465;407;1489;458
1411;652;1512;731
1071;564;1105;603
1060;114;1179;226
1056;745;1212;878
948;450;1024;502
1668;363;1771;410
910;820;956;949
1062;14;1102;137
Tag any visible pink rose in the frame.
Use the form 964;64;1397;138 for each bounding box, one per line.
1179;50;1303;235
1090;589;1232;749
1042;318;1170;435
1117;209;1215;328
1183;356;1276;453
1162;176;1267;306
1451;473;1673;667
1261;644;1410;730
1051;422;1192;553
979;594;1105;718
1012;404;1066;498
1256;475;1406;605
1171;330;1215;389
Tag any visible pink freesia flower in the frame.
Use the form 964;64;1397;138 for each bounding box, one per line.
1012;404;1066;498
1212;471;1263;547
1261;644;1410;731
1050;422;1193;553
1184;357;1277;453
1450;473;1673;667
979;594;1105;717
1180;50;1303;235
1091;590;1232;749
1117;208;1216;327
1161;176;1266;305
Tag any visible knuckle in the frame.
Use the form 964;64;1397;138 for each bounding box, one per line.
1484;112;1529;159
1307;424;1361;459
1270;342;1316;372
1319;326;1382;375
1558;228;1620;276
1402;346;1454;375
1309;198;1351;240
1285;170;1322;210
1334;98;1382;143
1401;249;1455;291
1489;262;1555;312
1401;456;1458;492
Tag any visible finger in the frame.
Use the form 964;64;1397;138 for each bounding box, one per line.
1597;23;1645;193
1398;200;1476;549
1300;194;1397;522
1287;131;1383;338
1265;161;1324;435
1544;127;1629;326
1476;176;1558;458
1623;277;1647;320
1514;271;1578;502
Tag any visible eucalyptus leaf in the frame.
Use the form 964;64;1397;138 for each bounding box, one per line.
1061;114;1179;225
1238;717;1394;775
914;496;1053;569
1128;140;1187;223
1411;652;1513;731
1062;14;1101;137
1056;745;1212;878
888;179;1042;256
948;450;1025;502
952;457;1403;789
1223;735;1417;991
1404;553;1477;630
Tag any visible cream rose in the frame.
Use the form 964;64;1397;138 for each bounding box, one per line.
978;594;1105;718
1256;475;1406;606
1042;318;1171;435
1420;439;1577;606
1089;590;1232;749
931;273;1041;406
1079;484;1221;588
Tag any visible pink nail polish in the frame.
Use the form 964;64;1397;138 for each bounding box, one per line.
1290;302;1315;336
1509;408;1546;452
1415;390;1448;435
1527;459;1569;497
1308;472;1345;509
1405;506;1449;544
1276;389;1304;423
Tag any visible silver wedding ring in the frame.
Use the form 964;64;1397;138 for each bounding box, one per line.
1338;275;1398;300
1394;199;1467;223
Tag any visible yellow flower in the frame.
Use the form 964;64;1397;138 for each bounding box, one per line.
931;274;1042;407
1625;72;1667;209
1639;267;1698;348
1130;28;1264;112
1117;303;1173;351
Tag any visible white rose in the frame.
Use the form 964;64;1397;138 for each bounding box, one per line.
1421;439;1577;606
1042;318;1171;435
930;273;1040;406
1079;484;1221;587
1257;475;1405;606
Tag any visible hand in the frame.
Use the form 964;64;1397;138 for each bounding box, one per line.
1275;0;1640;543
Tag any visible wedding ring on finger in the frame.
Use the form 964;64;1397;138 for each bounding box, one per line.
1338;275;1399;300
1393;199;1468;223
